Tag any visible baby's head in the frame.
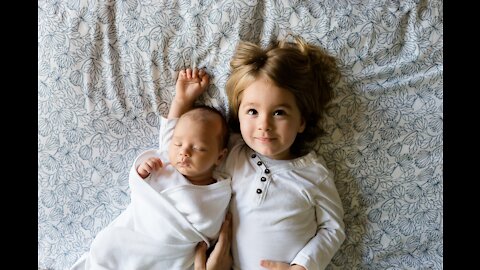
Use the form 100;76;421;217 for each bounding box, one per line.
226;36;339;158
168;106;229;185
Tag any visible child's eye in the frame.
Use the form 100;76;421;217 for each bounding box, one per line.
173;143;181;147
247;109;257;115
273;110;286;116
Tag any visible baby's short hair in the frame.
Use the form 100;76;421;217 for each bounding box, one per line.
181;105;230;149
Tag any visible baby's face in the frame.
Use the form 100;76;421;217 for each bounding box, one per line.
168;116;224;185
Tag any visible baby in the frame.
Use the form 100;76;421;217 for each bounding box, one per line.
70;69;231;270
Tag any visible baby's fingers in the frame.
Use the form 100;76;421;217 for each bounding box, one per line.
137;164;151;178
149;157;163;170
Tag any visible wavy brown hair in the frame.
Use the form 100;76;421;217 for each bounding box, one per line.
225;36;340;157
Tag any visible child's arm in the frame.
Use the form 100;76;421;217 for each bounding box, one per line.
168;68;210;119
136;157;163;179
291;174;346;270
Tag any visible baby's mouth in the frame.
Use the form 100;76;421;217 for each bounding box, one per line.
177;160;190;167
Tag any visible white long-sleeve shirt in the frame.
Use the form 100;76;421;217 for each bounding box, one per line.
221;134;345;270
163;117;345;270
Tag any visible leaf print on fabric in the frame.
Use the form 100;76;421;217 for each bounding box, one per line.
81;214;94;231
40;189;58;209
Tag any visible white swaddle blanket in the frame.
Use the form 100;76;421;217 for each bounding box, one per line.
70;150;232;270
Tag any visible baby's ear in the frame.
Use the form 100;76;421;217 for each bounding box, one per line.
216;148;228;165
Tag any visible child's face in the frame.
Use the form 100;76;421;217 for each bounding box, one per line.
168;116;226;184
238;76;305;160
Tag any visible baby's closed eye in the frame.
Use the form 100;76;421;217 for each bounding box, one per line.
193;146;207;152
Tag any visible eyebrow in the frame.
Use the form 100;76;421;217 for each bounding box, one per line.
241;102;294;109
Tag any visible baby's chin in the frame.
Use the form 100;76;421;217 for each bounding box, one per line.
174;165;192;175
174;165;199;177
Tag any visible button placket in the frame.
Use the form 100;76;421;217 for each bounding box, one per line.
251;152;270;203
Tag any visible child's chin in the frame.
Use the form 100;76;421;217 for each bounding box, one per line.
255;149;275;158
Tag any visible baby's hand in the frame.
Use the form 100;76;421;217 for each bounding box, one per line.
174;68;210;104
137;157;163;179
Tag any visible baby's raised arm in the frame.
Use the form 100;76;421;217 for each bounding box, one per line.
137;157;163;179
168;68;210;119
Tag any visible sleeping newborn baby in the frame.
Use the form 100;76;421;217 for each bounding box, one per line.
70;106;232;270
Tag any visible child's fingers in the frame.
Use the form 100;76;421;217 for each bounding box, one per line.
214;212;232;257
259;260;290;270
192;67;198;79
200;72;210;88
199;68;208;80
186;68;192;79
193;242;207;270
178;69;186;78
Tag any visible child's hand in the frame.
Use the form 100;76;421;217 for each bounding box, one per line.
137;157;163;179
175;67;210;106
260;260;306;270
169;68;210;118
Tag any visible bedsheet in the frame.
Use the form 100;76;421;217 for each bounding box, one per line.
38;0;443;269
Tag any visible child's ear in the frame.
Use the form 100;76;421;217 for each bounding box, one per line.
298;117;306;133
216;148;228;165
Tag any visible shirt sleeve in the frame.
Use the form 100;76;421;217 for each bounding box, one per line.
158;116;178;153
291;169;346;270
227;132;243;149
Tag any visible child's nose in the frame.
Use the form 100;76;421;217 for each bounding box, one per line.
257;115;272;131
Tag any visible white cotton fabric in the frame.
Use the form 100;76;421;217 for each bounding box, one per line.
70;118;231;270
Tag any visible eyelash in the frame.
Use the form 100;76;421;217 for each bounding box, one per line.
246;109;286;116
247;109;257;115
174;143;206;152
